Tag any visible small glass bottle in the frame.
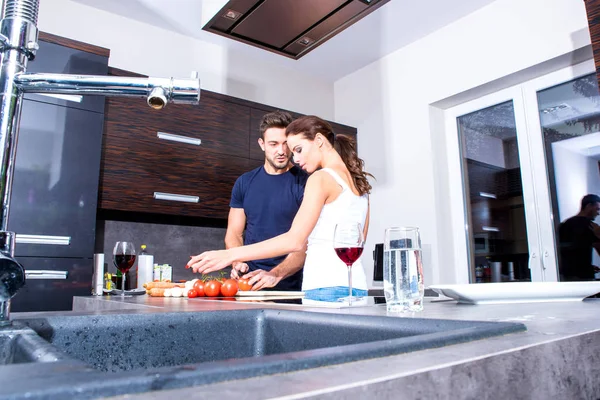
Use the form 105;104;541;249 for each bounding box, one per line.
104;272;113;291
114;270;130;290
475;265;484;283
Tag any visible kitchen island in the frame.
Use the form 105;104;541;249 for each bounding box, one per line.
10;295;600;399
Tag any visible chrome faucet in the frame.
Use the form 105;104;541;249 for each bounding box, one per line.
0;231;23;326
0;0;201;326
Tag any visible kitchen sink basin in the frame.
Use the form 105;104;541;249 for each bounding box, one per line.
0;325;67;365
1;309;525;399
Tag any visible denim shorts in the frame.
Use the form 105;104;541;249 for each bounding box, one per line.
304;286;368;302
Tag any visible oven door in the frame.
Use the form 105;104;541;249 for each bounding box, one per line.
473;233;490;255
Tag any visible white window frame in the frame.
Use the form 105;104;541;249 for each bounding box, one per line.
442;60;596;283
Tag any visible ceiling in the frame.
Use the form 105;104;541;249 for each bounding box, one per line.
554;132;600;159
459;101;517;141
71;0;499;82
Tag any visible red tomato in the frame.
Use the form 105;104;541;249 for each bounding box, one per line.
193;280;205;297
238;278;252;291
221;279;239;297
187;289;198;298
204;280;222;297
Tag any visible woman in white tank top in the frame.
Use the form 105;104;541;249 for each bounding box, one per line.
188;116;374;299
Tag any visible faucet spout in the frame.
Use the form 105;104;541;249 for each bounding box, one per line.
0;260;25;326
0;231;24;327
14;73;201;108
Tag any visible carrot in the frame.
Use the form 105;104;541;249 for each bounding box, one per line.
144;282;183;290
149;288;166;297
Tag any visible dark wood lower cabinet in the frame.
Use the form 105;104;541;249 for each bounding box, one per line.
11;257;93;312
99;152;262;219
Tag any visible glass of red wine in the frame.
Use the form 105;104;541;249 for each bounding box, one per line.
333;222;364;305
113;241;136;298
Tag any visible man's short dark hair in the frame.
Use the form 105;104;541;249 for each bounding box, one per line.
581;194;600;210
259;110;293;139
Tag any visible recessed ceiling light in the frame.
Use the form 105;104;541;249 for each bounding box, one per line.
541;103;571;114
223;9;242;20
297;36;314;46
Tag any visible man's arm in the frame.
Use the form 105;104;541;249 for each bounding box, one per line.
245;244;306;290
363;198;370;240
225;207;249;278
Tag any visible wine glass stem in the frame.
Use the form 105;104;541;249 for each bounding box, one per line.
121;273;126;298
347;264;352;306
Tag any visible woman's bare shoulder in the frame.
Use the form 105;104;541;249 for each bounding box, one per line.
308;169;330;181
306;170;336;191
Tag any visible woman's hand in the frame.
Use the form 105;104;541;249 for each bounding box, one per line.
187;250;235;274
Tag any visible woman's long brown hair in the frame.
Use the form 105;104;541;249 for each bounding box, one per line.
286;116;374;196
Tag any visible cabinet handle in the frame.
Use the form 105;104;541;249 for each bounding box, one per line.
153;192;199;203
157;131;201;146
16;234;71;245
479;192;497;199
25;270;68;280
482;226;500;232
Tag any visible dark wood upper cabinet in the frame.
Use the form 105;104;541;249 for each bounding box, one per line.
586;1;600;84
249;107;267;160
99;141;260;219
99;92;258;219
104;98;251;158
99;68;357;220
203;0;390;59
38;32;110;58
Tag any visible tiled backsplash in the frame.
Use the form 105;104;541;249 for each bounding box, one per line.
96;220;228;282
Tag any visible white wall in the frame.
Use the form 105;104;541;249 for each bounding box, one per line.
37;0;334;119
334;0;591;286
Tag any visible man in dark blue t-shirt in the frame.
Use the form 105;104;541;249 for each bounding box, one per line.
226;110;308;290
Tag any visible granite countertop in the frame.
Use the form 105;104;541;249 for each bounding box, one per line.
12;295;600;399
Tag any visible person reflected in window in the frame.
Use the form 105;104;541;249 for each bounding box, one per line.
558;194;600;281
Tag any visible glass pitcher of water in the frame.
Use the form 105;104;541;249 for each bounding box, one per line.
383;227;424;312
